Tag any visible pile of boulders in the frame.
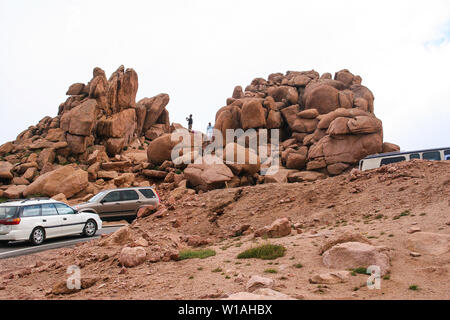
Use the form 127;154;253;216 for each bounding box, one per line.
0;66;174;200
215;69;399;178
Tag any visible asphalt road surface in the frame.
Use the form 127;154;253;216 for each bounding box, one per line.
0;225;122;260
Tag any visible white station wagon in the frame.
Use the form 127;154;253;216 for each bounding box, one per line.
0;198;102;246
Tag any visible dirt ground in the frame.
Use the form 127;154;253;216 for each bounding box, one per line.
0;160;449;300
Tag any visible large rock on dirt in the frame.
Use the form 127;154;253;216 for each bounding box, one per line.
119;246;147;268
322;242;390;276
255;218;291;238
51;277;98;295
404;232;450;256
320;231;371;254
184;164;234;191
184;156;234;191
99;226;133;246
60;99;97;136
0;161;14;180
23;165;88;198
246;275;274;292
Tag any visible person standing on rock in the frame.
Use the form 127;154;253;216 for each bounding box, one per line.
206;122;213;142
186;114;193;132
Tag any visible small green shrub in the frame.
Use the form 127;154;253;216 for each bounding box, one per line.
177;249;216;260
264;269;278;274
175;169;182;175
0;197;7;203
353;267;368;275
212;267;223;273
294;263;303;269
409;285;419;291
237;244;286;260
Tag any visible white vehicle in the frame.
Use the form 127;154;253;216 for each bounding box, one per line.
0;198;102;246
359;147;450;171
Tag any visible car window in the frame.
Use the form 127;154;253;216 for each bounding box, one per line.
121;190;139;201
380;156;406;166
41;203;58;216
54;203;76;215
139;189;156;199
88;191;107;203
102;191;121;203
422;151;441;161
0;207;18;219
410;153;420;160
21;205;41;217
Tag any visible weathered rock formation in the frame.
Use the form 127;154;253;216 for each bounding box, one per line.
215;69;399;178
0;66;174;200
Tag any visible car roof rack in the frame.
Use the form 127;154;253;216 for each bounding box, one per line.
20;197;51;203
5;199;23;203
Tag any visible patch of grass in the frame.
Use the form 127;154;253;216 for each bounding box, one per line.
197;267;203;271
175;169;182;175
237;244;286;260
375;214;384;219
294;263;303;269
264;269;278;274
409;285;419;291
225;275;231;279
393;210;410;220
0;197;7;203
353;267;368;275
177;249;216;261
383;275;391;280
212;267;222;273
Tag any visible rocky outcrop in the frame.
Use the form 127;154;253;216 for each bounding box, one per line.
0;66;175;200
215;69;398;180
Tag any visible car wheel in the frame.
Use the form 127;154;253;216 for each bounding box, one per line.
29;227;45;246
82;220;97;237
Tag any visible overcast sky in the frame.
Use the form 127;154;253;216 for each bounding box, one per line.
1;0;449;151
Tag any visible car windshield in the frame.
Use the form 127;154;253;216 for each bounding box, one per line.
0;206;18;219
88;191;107;203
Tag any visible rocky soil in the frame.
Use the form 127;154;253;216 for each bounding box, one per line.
0;160;448;300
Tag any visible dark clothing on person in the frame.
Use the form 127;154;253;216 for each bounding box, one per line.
186;115;193;131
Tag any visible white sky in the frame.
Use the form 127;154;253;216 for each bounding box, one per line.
1;0;449;151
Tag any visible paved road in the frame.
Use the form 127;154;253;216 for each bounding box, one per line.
0;225;122;260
